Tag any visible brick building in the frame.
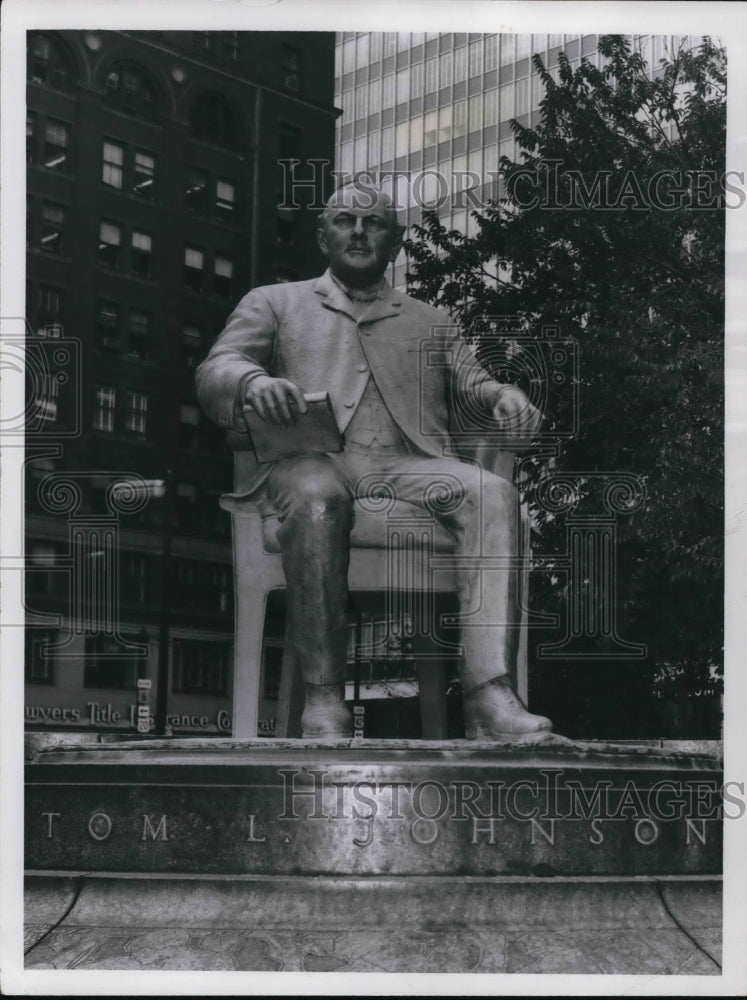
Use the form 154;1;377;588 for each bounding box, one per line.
24;28;337;736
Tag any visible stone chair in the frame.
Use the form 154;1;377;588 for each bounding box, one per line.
221;435;531;739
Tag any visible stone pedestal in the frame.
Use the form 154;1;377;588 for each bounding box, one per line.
24;736;723;973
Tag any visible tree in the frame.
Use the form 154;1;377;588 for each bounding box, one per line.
405;36;725;734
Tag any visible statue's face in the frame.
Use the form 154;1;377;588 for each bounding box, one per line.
318;188;402;287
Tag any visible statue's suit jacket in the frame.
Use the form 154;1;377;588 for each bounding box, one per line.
196;269;501;497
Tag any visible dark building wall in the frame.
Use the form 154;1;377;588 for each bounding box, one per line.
25;28;337;736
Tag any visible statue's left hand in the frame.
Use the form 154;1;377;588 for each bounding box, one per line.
491;386;543;437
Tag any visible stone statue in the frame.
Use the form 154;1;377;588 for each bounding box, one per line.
196;183;553;740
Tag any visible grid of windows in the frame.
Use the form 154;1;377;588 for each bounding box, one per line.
92;384;149;436
95;301;152;358
186;169;236;220
334;32;694;286
172;638;229;696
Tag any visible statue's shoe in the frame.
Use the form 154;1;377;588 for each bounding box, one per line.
463;675;553;740
301;684;353;738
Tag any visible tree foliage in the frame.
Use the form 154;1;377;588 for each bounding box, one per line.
405;36;725;694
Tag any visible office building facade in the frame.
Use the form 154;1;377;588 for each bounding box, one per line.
333;32;691;287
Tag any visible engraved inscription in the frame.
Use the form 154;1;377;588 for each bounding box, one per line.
141;814;168;842
410;818;439;845
87;812;112;841
246;814;266;843
42;811;60;838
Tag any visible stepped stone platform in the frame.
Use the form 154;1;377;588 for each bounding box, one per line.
24;735;723;974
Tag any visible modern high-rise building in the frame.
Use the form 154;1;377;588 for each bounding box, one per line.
24;28;337;737
333;32;693;287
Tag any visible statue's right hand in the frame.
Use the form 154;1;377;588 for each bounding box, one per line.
244;375;307;427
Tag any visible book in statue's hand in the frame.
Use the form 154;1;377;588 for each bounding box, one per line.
242;391;342;463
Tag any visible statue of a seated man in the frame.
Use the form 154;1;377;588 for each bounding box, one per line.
196;183;553;740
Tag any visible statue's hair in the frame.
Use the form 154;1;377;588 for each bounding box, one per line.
318;182;405;233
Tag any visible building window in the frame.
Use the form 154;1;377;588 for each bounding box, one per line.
381;126;394;162
453;101;467;138
469;94;483;133
184;247;205;290
468;39;484;77
485;35;498;72
26;111;36;163
186;168;208;214
133;151;155;197
121;553;150;605
278;123;303;160
93;384;116;432
281;44;301;92
193;31;211;54
484;89;498;128
425;58;438;93
38;284;64;330
189;93;236;149
32;370;60;424
516;76;530;117
222;31;239;61
105;64;157;120
102;140;124;188
410;62;424;99
25;630;57;685
40;202;66;255
356;34;370;64
96;300;120;352
355;85;367;120
454;45;468;84
216;178;235;219
26;543;62;596
83;635;144;690
28;33;72;89
172;639;229;696
214;255;233;297
382;74;395;109
43;119;69;170
395;68;410;105
276;215;296;249
125;390;148;437
98;221;122;268
342;38;355;75
128;310;150;359
179;403;201;449
175;483;198;529
131;230;152;277
182;324;202;367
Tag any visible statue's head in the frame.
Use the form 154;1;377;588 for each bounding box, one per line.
317;182;405;288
